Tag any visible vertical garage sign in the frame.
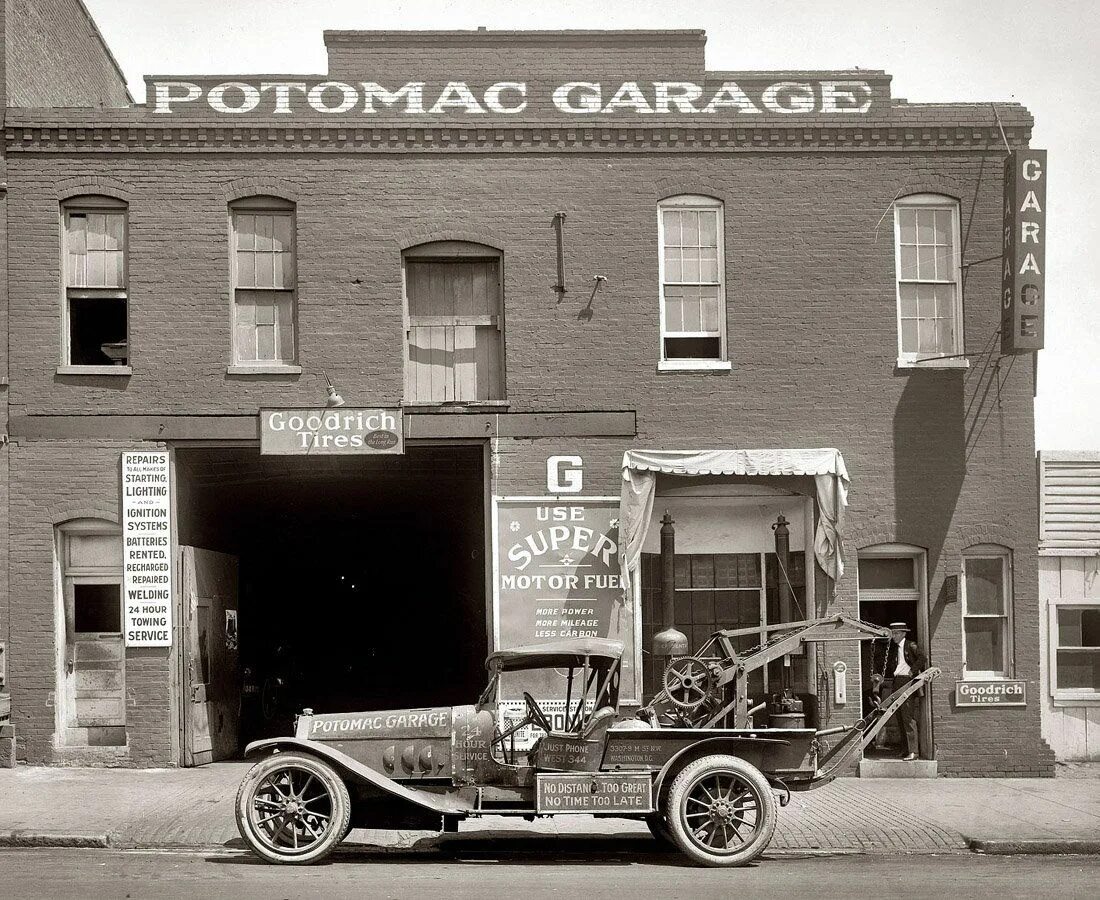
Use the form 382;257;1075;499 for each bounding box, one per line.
1001;149;1047;354
121;451;173;647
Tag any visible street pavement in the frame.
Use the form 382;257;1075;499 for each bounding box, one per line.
0;847;1098;899
0;760;1098;854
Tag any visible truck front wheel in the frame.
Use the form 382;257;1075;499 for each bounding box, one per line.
663;754;777;867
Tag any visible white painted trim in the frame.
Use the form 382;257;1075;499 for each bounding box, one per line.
56;365;132;376
895;357;969;370
225;364;302;375
893;194;964;361
657;359;732;372
657;195;727;365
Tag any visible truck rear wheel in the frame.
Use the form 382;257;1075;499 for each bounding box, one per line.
236;752;351;865
663;754;777;867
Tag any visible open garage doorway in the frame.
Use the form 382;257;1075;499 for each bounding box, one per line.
174;443;487;760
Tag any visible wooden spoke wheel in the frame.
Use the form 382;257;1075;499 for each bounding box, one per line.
664;754;777;867
236;752;351;864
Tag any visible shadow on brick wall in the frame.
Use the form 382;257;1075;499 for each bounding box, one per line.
893;373;966;574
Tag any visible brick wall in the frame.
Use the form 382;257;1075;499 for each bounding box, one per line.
5;0;130;108
7;439;173;766
3;138;1054;772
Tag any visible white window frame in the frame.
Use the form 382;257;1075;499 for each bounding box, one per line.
657;194;730;372
961;546;1014;679
228;197;300;374
59;197;131;376
1049;599;1100;702
893;193;966;369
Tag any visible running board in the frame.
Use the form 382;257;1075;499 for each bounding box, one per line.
800;667;941;788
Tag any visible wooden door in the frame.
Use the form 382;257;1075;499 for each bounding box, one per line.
63;578;126;747
181;546;240;766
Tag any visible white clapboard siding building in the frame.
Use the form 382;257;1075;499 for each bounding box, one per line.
1039;452;1100;760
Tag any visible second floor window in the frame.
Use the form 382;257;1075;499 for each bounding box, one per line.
231;198;297;367
63;198;128;367
894;194;963;363
658;195;726;366
403;242;504;403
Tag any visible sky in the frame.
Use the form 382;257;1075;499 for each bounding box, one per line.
82;0;1100;450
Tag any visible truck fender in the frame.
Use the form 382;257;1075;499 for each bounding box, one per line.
652;735;790;802
243;738;472;816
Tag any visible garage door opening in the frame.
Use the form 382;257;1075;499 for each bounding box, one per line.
174;444;487;756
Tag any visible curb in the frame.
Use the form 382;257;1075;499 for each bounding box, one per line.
968;838;1100;855
0;831;109;849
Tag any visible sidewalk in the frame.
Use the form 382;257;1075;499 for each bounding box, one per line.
0;762;1098;855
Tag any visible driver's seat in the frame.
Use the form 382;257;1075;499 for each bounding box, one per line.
579;706;617;740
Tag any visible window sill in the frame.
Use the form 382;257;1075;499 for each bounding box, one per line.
896;357;970;370
56;365;132;376
657;360;732;373
1052;695;1100;707
226;364;302;376
401;400;510;409
959;673;1013;681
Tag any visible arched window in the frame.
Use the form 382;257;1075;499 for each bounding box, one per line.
229;196;297;369
657;194;727;369
402;241;504;403
61;195;128;370
893;193;963;364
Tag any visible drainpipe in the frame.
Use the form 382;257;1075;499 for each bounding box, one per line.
653;511;688;660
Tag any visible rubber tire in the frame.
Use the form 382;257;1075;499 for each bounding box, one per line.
236;752;352;865
664;754;777;868
645;812;676;848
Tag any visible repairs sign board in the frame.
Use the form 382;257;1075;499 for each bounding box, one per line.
1001;149;1047;354
122;451;173;647
260;408;403;455
954;680;1027;707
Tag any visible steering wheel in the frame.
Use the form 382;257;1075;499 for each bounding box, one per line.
523;691;552;733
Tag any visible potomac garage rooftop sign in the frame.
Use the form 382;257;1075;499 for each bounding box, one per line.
147;76;882;118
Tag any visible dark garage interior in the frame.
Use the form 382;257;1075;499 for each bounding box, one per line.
175;443;487;746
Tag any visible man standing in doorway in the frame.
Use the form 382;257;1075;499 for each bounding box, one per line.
885;622;926;761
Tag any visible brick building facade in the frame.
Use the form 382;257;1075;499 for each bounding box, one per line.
1;21;1054;774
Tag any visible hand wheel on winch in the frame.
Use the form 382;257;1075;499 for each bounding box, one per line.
663;656;715;711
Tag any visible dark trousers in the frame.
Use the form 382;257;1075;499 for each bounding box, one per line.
889;675;920;757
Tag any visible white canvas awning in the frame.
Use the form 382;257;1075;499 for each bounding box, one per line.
618;449;850;596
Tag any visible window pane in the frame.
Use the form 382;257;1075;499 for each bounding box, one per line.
916;209;935;244
663;286;685;332
900;318;917;353
898;208;917;245
699;210;718;247
254;250;274;288
699;247;719;283
701;289;720;333
69;297;127;366
1056;649;1100;691
665;336;720;359
276;292;295;362
272;214;292;253
86;214;107;250
934;210;953;252
964;617;1004;672
899;283;919;318
858;557;914;590
68;533;123;569
236;214;256;250
964;557;1005;615
664;247;683;282
899;245;918;280
255;215;274;252
682;210;699;246
662;210;681;246
1058;609;1100;648
917;245;937;280
935;316;954;354
918;317;940;353
681;247;700;283
237;251;256;288
74;583;121;633
104;213;124;250
682;287;702;332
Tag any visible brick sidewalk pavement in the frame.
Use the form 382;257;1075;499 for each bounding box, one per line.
1;763;1097;853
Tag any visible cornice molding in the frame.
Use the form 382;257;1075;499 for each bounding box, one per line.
5;122;1030;153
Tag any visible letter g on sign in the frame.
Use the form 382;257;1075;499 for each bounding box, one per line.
548;456;583;494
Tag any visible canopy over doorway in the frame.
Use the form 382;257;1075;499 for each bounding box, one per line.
618;448;850;597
